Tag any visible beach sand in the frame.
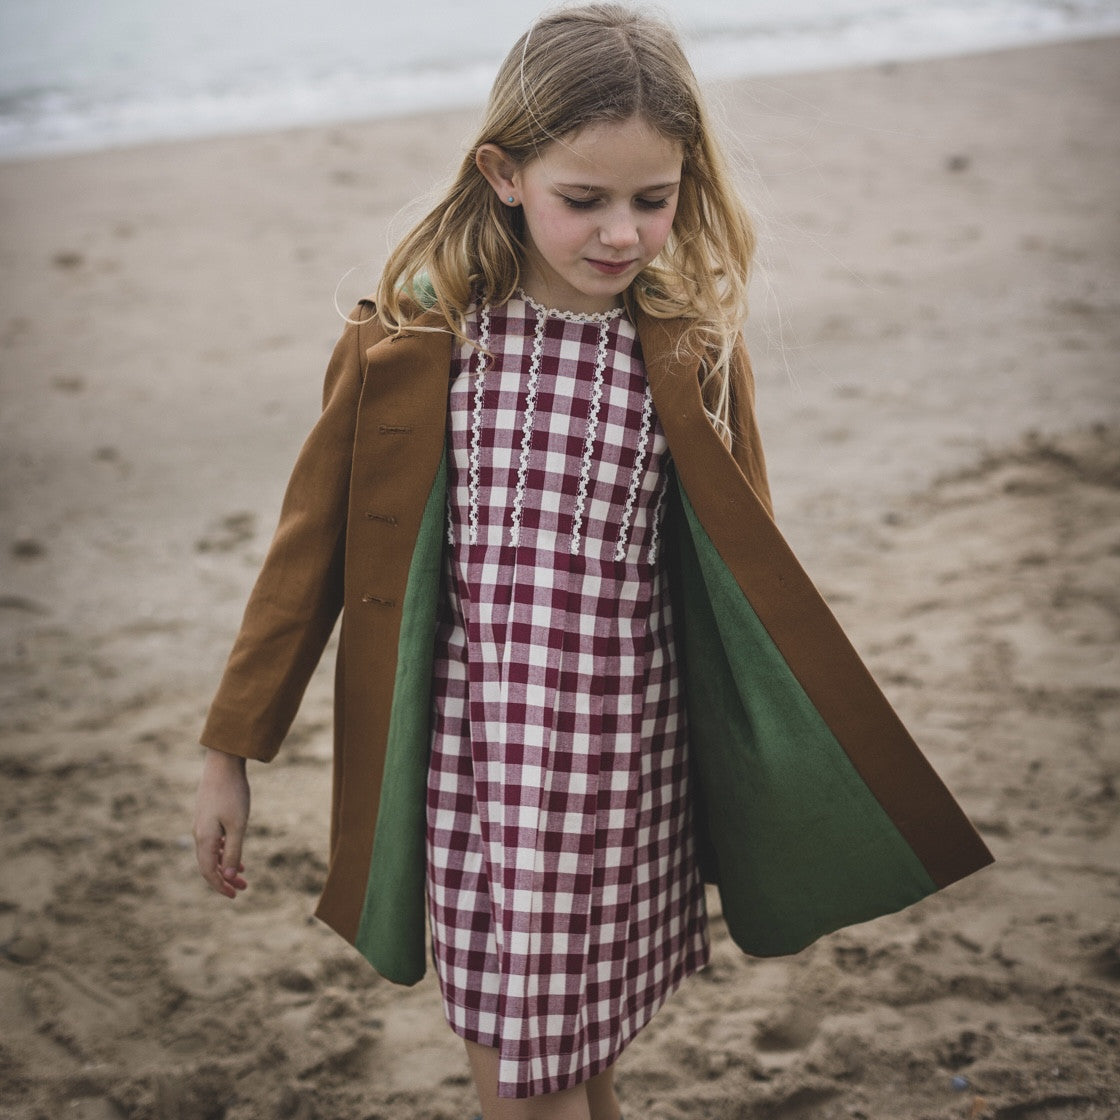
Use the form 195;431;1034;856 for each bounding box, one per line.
1;35;1118;1120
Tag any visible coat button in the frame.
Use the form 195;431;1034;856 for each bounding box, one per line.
361;593;396;607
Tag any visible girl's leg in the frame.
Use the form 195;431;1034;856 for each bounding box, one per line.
584;1065;622;1120
466;1040;617;1120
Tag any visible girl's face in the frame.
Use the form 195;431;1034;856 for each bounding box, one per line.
478;116;683;316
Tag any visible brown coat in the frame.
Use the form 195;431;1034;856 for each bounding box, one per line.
201;303;992;984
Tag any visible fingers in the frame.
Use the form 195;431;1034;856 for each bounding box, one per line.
195;831;247;899
193;806;248;899
223;863;248;893
219;825;248;894
194;825;232;896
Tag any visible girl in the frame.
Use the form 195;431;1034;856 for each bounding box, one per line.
193;5;992;1118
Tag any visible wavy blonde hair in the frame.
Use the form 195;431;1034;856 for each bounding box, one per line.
376;2;755;444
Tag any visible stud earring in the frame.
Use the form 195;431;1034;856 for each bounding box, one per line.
507;195;516;204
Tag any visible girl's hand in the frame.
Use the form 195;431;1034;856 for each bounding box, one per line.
193;748;250;898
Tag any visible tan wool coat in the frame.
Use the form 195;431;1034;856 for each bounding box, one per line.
201;302;993;985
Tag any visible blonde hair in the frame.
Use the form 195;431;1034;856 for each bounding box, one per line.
376;2;755;444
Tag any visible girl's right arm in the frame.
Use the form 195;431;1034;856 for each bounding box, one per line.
200;302;382;764
193;303;384;896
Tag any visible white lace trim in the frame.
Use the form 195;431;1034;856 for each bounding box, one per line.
509;304;547;547
615;383;654;561
569;316;613;556
465;304;491;546
648;468;671;565
463;297;649;558
518;288;625;325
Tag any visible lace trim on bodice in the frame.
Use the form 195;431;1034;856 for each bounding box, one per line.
457;297;659;559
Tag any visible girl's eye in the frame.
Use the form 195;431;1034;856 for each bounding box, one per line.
559;195;672;211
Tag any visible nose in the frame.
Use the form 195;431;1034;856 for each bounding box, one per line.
599;208;640;250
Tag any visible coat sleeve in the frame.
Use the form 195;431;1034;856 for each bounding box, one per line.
727;337;774;520
200;302;383;762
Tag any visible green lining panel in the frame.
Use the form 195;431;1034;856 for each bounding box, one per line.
355;455;446;983
672;481;937;956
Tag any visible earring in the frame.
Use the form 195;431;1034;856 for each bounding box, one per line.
507;195;516;204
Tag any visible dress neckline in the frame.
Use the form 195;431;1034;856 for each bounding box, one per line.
516;289;626;325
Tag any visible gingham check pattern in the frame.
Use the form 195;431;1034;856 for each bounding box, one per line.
427;298;709;1099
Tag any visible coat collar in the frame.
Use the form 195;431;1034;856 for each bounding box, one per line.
363;306;455;370
360;303;718;505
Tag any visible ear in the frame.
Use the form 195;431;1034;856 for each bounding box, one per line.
476;144;521;206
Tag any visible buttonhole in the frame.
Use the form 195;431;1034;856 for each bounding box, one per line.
361;594;396;606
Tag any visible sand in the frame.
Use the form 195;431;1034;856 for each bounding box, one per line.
1;35;1118;1120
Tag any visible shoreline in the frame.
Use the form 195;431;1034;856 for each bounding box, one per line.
3;28;1119;166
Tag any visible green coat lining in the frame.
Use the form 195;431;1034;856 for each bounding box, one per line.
355;456;445;984
668;482;935;957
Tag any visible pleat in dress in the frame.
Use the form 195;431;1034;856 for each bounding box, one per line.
426;294;709;1099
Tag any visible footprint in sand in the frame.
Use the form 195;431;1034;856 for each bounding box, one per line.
754;1002;821;1053
11;536;46;560
0;594;48;613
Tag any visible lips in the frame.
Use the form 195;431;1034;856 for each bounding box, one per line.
586;258;638;276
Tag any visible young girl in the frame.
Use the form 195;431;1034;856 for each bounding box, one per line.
193;5;992;1117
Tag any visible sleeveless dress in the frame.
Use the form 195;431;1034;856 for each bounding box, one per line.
426;294;710;1099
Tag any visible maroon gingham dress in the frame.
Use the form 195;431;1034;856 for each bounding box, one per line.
426;294;710;1099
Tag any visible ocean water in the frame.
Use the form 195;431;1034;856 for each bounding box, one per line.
1;0;1118;160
